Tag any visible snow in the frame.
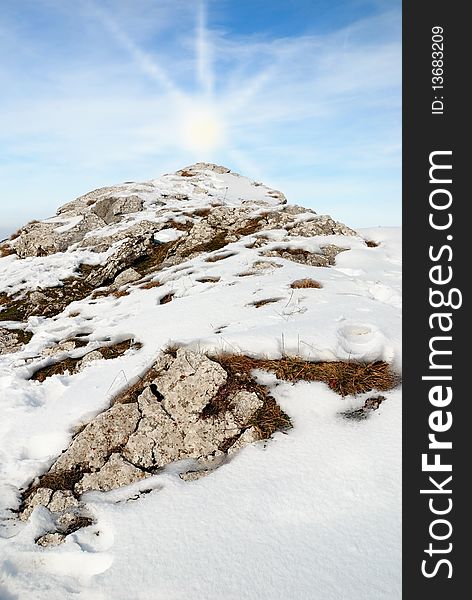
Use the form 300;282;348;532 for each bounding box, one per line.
0;177;401;599
0;248;112;298
43;215;85;233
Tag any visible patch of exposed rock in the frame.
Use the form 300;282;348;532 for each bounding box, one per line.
263;244;349;267
20;349;290;543
0;327;33;355
30;338;140;382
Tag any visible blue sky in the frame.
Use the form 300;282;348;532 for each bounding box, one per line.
0;0;401;239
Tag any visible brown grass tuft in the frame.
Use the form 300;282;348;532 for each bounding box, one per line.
160;292;175;305
111;289;130;298
365;240;379;248
0;244;17;257
140;280;161;289
290;278;322;289
166;220;192;231
206;355;292;438
196;276;220;283
212;354;398;397
251;298;281;308
132;240;180;276
191;207;211;217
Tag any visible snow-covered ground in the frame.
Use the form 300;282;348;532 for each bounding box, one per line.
0;166;401;599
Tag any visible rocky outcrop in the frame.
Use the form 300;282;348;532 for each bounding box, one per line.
1;164;358;326
20;349;290;542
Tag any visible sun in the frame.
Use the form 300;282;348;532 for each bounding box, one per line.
93;1;254;162
178;103;226;153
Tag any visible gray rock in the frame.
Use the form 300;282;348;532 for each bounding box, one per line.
19;349;285;531
48;490;79;513
227;427;261;455
76;453;147;494
123;386;185;468
52;402;140;472
20;487;53;520
12;213;105;258
151;349;227;423
113;267;141;287
36;532;66;547
230;391;263;425
76;350;103;370
91;195;144;225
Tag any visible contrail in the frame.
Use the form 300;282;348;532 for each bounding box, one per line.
87;1;183;101
196;0;214;97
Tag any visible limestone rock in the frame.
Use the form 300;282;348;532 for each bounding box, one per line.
91;195;144;224
21;487;53;520
12;213;105;258
152;349;228;423
52;402;140;472
230;391;264;425
113;267;141;287
19;349;289;534
36;532;65;547
76;350;103;370
48;490;79;513
227;427;261;455
76;454;147;494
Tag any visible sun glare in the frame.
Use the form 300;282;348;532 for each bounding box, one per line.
179;104;226;153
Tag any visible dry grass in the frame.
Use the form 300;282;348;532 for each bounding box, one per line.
31;357;80;382
191;207;211;217
0;244;16;257
132;240;180;276
36;467;84;494
140;280;161;289
100;339;140;359
0;297;26;322
166;220;192;231
235;218;264;237
159;292;175;305
207;355;292;438
111;289;130;298
196;276;220;283
365;240;379;248
290;278;322;289
212;354;398;397
251;298;281;308
179;170;195;177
